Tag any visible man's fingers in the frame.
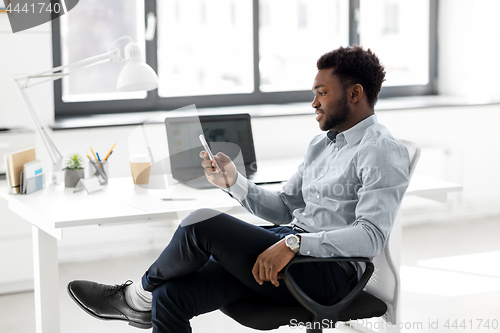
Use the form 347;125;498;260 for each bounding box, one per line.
252;262;263;285
252;264;280;288
259;262;267;284
199;151;210;160
266;264;272;281
252;240;294;287
200;159;213;168
269;267;280;287
201;159;218;171
254;256;270;285
255;260;280;287
214;152;230;163
199;150;237;188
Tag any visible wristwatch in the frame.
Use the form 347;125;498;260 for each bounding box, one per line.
285;235;300;255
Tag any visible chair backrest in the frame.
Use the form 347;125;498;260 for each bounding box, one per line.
364;139;420;324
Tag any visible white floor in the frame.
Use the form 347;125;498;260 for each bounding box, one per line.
1;216;499;333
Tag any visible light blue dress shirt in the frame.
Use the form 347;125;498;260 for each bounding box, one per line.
227;114;410;260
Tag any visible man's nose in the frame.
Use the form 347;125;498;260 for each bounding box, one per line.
311;95;320;109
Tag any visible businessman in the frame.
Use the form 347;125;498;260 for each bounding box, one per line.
68;45;410;333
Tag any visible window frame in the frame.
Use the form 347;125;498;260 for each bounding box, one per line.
52;0;438;119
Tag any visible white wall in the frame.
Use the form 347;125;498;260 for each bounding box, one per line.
0;15;53;129
0;14;52;293
1;1;500;292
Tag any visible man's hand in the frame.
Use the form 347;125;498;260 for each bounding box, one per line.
200;151;237;188
252;239;295;287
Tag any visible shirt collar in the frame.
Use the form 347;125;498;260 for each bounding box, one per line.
340;114;378;147
326;130;338;143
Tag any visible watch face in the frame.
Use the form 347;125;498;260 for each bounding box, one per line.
286;235;299;246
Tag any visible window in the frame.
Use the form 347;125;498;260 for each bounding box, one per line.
157;1;254;97
59;0;146;102
359;0;430;87
259;0;349;92
52;0;437;119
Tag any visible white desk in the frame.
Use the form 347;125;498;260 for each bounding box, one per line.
0;174;461;333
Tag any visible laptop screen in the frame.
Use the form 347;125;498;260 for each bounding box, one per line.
165;114;257;181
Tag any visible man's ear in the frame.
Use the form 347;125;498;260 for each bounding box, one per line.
350;84;364;103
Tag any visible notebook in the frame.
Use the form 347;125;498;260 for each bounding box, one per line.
164;113;289;189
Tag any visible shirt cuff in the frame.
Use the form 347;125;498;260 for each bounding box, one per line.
221;172;249;202
298;233;320;257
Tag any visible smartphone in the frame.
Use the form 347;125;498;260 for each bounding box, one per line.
199;134;220;170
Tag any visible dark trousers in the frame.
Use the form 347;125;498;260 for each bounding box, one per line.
141;209;353;333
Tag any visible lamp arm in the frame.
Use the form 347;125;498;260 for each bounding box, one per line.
15;49;120;90
15;79;63;184
13;49;120;184
20;58;113;90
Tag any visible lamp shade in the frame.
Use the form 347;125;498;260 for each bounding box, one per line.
116;42;158;92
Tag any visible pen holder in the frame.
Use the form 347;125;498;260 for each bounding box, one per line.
89;160;109;185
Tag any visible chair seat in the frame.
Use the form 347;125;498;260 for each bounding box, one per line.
220;291;387;330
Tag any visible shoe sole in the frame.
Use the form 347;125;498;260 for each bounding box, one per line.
67;283;153;329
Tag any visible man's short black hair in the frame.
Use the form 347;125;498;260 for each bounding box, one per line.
317;45;386;107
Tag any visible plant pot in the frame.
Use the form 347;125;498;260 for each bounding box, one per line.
64;168;84;188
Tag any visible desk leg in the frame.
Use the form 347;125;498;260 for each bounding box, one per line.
32;226;60;333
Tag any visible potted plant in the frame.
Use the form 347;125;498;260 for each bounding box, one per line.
64;153;84;187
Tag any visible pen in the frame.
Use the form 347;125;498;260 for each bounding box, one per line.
87;155;98;176
160;198;195;201
95;153;105;176
90;147;98;162
104;144;116;161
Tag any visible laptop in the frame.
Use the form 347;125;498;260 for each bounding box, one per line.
164;113;289;189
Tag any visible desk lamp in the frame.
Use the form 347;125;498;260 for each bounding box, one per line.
14;36;158;184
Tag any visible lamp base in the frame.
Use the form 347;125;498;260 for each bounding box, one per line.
51;170;64;185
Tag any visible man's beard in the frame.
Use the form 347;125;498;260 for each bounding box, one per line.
320;92;350;131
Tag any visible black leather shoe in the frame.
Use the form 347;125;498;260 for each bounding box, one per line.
68;280;152;329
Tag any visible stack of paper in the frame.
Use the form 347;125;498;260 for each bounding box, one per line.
20;160;44;194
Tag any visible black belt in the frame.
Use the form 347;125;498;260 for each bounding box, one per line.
291;225;309;233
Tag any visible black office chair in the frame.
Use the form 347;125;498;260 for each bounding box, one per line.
221;140;421;332
221;256;386;332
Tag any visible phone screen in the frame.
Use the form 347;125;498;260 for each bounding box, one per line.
199;134;219;169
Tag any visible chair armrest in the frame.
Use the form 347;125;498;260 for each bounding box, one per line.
283;256;374;324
